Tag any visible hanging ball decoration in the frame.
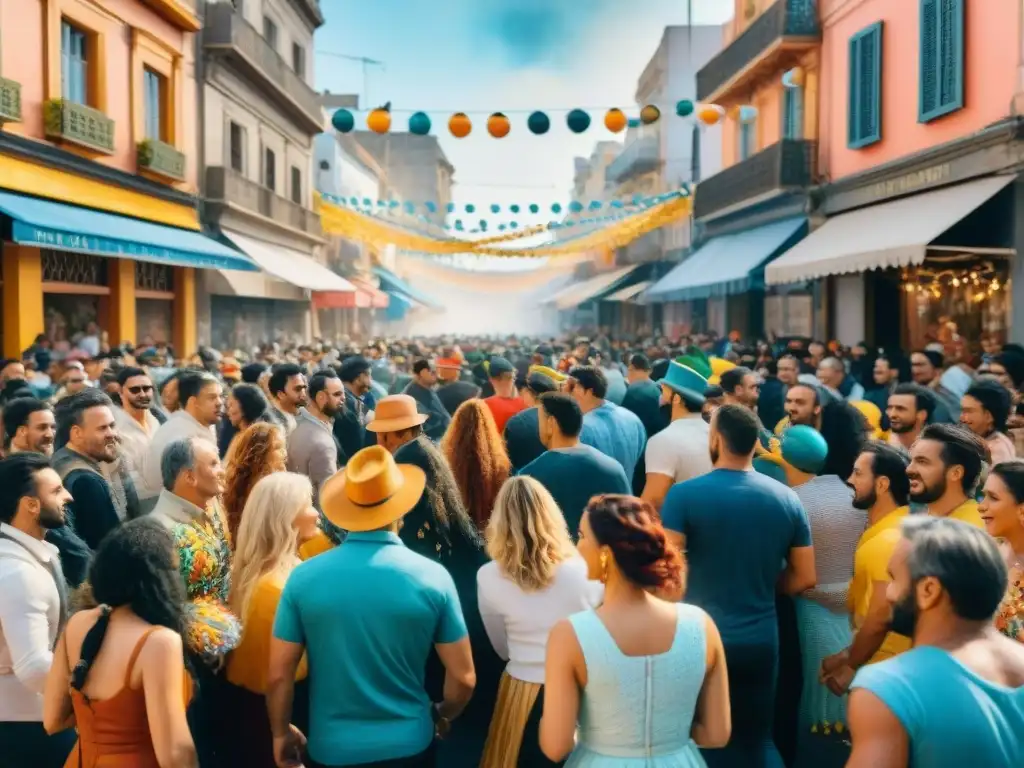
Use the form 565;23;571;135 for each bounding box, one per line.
498;224;507;231
640;104;661;125
675;99;695;117
566;109;591;134
529;203;539;214
782;67;806;89
527;111;551;135
589;200;602;210
697;104;726;126
604;108;627;133
367;108;391;134
490;204;501;214
510;222;519;230
738;105;759;124
425;202;437;213
569;201;584;213
449;112;472;138
403;201;415;214
446;202;455;213
465;204;476;214
551;203;562;214
510;204;520;214
627;117;641;128
408;111;432;136
487;112;511;138
332;109;355;133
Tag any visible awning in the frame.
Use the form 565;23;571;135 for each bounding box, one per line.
603;281;653;302
353;278;390;309
552;265;642;310
766;176;1016;285
647;218;807;301
373;265;441;309
222;229;354;292
0;189;256;271
312;278;390;310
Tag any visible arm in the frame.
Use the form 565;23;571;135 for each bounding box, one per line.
67;472;119;551
844;580;892;670
690;613;731;748
308;436;339;493
641;473;674;513
140;630;198;768
476;570;509;660
845;689;909;768
433;571;475;721
267;638;306;767
779;546;817;595
42;630;75;733
540;619;583;762
660;484;687;553
0;565;55;695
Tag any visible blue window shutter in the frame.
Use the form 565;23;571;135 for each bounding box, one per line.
848;22;883;149
919;0;964;122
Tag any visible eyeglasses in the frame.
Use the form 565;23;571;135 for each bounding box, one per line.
127;385;154;395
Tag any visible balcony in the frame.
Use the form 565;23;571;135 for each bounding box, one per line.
290;0;325;28
203;3;323;134
206;166;322;237
137;139;186;182
693;139;816;221
0;77;21;123
43;99;115;155
696;0;820;103
605;136;660;185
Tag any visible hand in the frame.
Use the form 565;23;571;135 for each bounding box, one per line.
273;724;307;768
819;650;849;680
823;665;856;696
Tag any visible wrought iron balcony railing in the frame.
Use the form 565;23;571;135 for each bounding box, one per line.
137;139;186;182
206;166;322;237
43;99;115;155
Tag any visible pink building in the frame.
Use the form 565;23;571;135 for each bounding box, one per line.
767;0;1024;350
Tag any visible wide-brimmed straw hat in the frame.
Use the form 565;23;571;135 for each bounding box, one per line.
366;394;428;433
320;445;426;531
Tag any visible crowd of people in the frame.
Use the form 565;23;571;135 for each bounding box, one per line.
0;327;1023;768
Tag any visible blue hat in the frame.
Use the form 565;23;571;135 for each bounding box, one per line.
486;356;515;377
660;361;708;405
781;425;828;475
753;455;789;485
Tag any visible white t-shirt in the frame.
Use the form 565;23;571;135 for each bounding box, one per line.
645;415;713;484
477;556;603;683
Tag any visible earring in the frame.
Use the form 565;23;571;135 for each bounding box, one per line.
599;551;609;584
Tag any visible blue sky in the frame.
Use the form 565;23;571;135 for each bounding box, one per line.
315;0;733;226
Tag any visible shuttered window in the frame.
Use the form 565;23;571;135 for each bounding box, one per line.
848;22;882;149
919;0;964;122
783;86;804;140
738;120;755;161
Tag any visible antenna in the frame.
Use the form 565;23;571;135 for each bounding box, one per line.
316;51;386;105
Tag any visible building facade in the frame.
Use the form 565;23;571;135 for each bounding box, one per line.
0;0;253;359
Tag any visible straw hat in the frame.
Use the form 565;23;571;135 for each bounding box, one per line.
320;445;426;531
366;394;428;433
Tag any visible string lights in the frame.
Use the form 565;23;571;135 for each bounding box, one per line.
900;263;1008;303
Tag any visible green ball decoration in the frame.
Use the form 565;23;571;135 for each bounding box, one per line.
527;111;550;135
466;204;476;214
529;204;539;214
332;109;355;133
408;111;432;135
510;204;520;214
676;99;695;117
551;203;562;214
566;109;591;134
491;204;501;214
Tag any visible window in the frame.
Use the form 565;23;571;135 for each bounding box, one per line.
292;43;305;78
290;166;302;204
263;16;278;50
690;125;701;183
738;120;755;161
61;20;89;105
848;22;883;149
143;68;166;141
264;147;276;191
229;121;246;173
919;0;964;122
782;86;804;140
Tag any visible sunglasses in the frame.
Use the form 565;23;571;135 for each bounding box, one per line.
127;384;154;395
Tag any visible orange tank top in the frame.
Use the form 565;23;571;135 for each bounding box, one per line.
65;626;192;768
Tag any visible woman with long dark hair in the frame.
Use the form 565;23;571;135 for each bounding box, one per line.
441;399;511;531
979;460;1024;642
541;495;731;767
222;422;287;546
42;517;196;767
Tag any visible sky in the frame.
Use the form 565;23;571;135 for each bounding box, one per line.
315;0;734;234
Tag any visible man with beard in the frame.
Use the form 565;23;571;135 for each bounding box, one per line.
2;398;56;456
908;349;958;423
288;371;345;508
268;363;309;436
906;423;986;527
335;356;376;459
404;359;451;441
0;453;76;767
846;517;1024;767
886;383;936;451
820;443;911;697
721;366;775;451
112;367;160;495
784;382;824;431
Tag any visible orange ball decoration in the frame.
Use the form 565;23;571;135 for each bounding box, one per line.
697;104;725;126
640;104;661;125
487;112;511;138
604;108;627;133
366;108;391;134
449;112;472;138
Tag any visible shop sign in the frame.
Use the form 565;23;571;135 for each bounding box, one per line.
867;164;951;200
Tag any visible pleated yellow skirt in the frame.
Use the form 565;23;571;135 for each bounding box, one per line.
479;672;543;768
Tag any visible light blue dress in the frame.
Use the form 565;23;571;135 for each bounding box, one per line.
566;604;709;767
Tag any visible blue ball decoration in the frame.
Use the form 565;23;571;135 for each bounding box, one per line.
389;199;399;208
565;220;575;228
349;196;358;206
362;198;372;207
377;200;385;207
455;219;464;230
627;117;641;128
332;109;355;133
510;204;520;214
403;202;415;213
408;111;431;136
589;200;602;210
551;203;562;214
446;203;455;213
425;201;437;213
566;109;591;134
611;200;623;208
498;224;507;231
510;221;518;229
490;204;500;214
529;203;539;214
676;99;695;117
527;111;551;135
569;201;584;213
466;204;476;214
480;220;488;230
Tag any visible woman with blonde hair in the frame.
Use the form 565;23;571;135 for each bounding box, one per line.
442;399;511;531
222;421;287;546
221;472;320;767
478;476;603;768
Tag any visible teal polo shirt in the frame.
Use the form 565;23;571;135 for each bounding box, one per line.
273;531;467;766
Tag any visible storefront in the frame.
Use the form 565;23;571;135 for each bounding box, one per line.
765;120;1023;352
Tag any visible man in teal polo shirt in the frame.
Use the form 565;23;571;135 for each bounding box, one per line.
268;446;476;768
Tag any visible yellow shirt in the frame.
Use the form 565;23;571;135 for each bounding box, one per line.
226;573;308;693
849;506;911;664
945;499;984;528
298;531;336;560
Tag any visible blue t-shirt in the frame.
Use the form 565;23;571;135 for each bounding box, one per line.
580;401;647;480
518;445;631;537
661;469;811;643
852;646;1024;767
273;531;467;766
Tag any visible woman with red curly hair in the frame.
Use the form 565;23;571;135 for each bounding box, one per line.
540;495;731;767
222;422;286;546
441;399;511;531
